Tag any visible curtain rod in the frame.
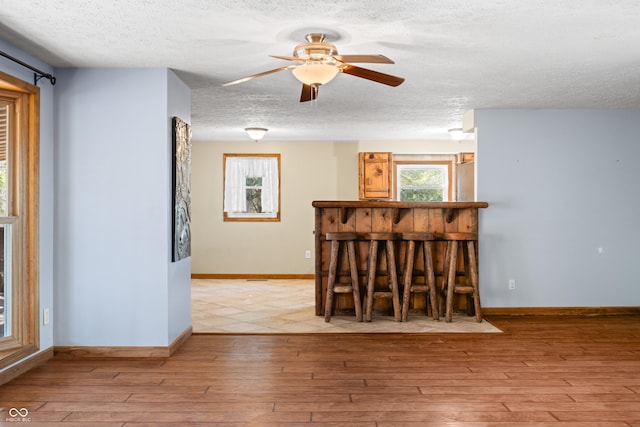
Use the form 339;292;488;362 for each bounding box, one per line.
0;49;56;85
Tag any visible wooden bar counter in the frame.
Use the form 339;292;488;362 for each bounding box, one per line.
313;200;489;317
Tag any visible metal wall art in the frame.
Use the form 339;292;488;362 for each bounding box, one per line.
172;116;192;262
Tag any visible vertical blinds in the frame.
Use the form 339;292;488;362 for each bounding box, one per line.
0;104;6;161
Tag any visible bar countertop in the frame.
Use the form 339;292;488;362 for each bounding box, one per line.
312;200;489;209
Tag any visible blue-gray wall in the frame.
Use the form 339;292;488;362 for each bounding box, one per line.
167;70;192;342
54;67;191;346
475;109;640;307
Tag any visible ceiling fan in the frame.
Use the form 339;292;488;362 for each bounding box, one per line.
222;33;405;102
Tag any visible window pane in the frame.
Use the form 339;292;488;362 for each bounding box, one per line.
0;102;8;338
0;102;7;215
246;177;262;187
246;189;262;213
400;169;443;187
0;224;9;338
424;169;443;186
400;188;444;202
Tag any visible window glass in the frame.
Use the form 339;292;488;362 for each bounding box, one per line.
0;102;8;338
0;102;7;214
245;177;263;213
397;164;449;202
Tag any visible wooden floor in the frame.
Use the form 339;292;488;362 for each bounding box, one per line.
1;315;640;426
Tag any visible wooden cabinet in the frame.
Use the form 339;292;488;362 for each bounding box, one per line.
358;152;392;200
457;152;475;164
456;152;475;202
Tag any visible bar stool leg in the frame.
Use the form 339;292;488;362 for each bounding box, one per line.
364;240;379;322
386;239;401;322
466;240;482;323
347;239;363;322
324;239;340;322
439;241;449;318
401;240;416;322
423;241;439;320
445;240;458;323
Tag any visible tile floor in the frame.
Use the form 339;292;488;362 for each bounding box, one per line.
191;278;501;333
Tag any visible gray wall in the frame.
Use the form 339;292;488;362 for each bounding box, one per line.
475;109;640;307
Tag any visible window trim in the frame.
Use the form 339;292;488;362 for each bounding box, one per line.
0;71;40;370
222;153;281;222
393;160;453;201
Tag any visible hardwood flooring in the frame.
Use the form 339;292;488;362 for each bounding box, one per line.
1;315;640;426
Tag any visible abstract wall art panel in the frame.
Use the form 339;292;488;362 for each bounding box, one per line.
172;116;192;262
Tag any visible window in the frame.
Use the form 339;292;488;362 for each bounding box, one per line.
0;71;39;370
394;160;452;202
0;102;7;339
223;154;280;221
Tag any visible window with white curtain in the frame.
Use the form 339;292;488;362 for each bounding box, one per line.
223;154;280;221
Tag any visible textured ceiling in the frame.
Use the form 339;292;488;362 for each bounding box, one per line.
1;0;639;142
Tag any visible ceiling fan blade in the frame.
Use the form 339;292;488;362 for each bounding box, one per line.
333;54;394;64
222;65;296;86
270;55;306;64
300;84;319;102
340;64;405;87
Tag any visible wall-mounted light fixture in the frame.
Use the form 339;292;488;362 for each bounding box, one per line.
448;128;467;142
245;127;268;142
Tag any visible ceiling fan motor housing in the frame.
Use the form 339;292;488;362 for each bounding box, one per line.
293;33;338;62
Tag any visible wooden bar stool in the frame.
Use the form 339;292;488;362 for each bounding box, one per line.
324;232;363;322
364;232;401;322
401;232;439;322
440;232;482;323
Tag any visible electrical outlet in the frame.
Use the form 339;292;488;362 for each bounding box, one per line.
508;279;516;290
305;250;311;259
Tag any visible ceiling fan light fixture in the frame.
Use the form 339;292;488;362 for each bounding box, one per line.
292;63;339;86
245;127;268;142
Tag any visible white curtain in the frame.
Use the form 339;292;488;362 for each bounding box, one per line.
224;156;278;213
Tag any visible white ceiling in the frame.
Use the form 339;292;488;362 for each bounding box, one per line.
1;0;639;142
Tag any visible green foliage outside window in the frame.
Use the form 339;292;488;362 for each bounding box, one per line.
400;188;444;202
245;177;262;213
398;168;445;202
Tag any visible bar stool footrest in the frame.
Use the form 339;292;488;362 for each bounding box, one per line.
333;285;355;293
373;291;393;299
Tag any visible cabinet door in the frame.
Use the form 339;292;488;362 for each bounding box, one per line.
359;152;392;199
